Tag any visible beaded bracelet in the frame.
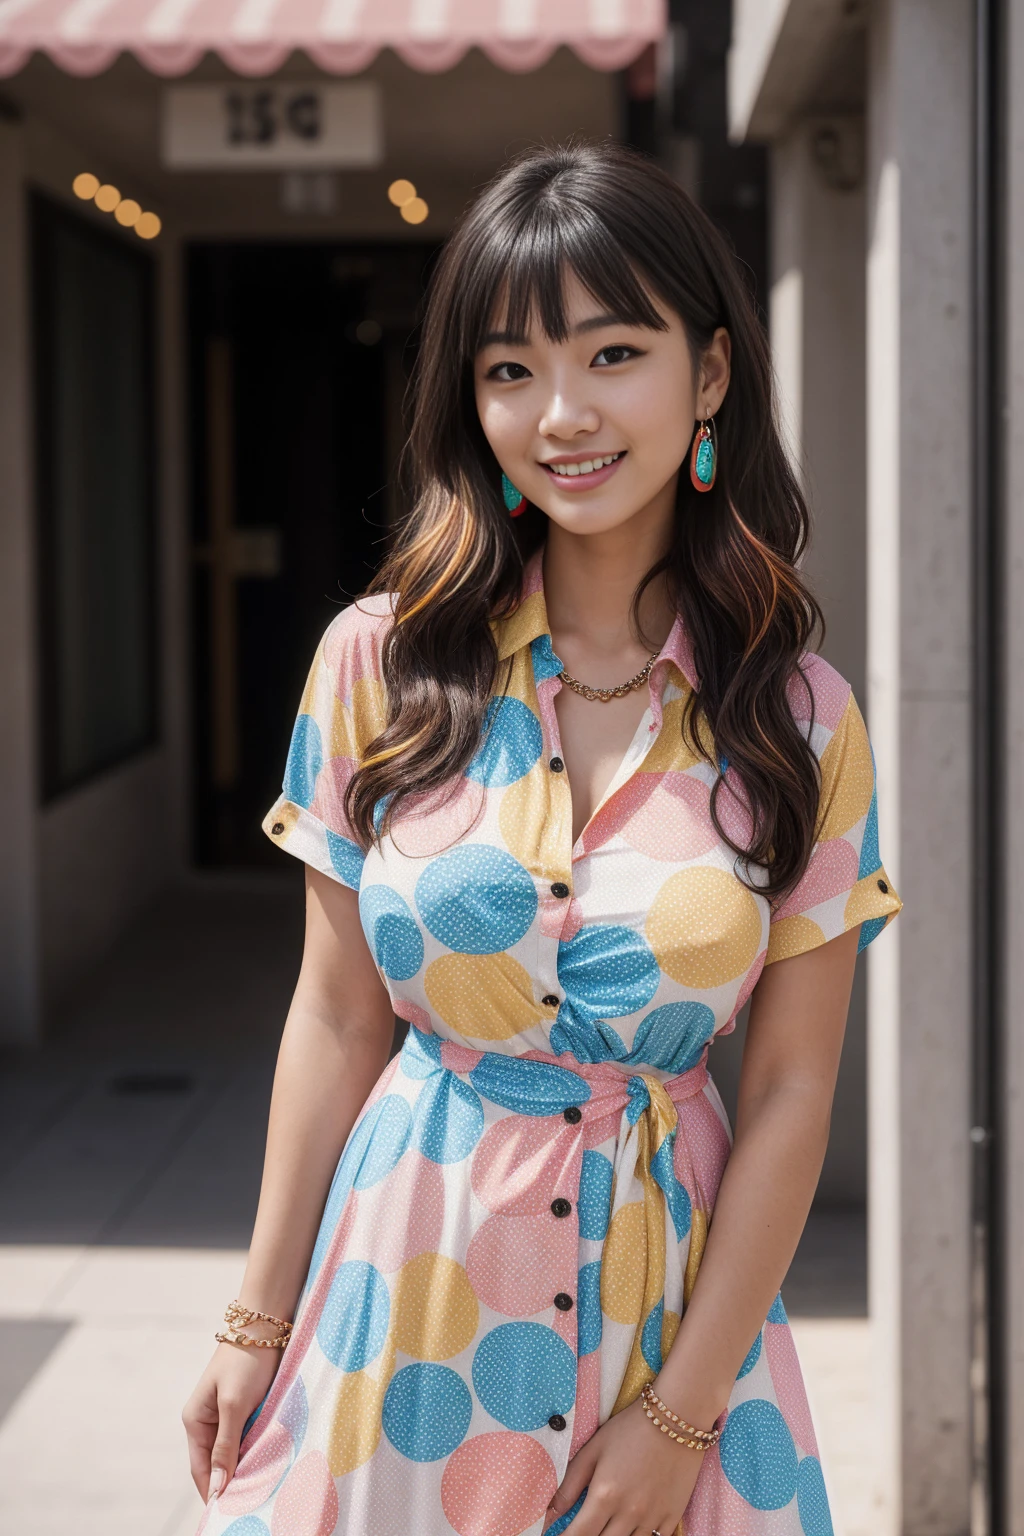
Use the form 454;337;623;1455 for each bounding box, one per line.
639;1382;720;1452
215;1299;294;1350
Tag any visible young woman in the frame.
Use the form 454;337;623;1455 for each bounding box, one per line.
183;141;901;1536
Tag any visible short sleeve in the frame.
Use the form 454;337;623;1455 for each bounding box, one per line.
262;596;392;891
764;654;902;965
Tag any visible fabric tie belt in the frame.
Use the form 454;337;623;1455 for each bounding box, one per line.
398;1026;716;1417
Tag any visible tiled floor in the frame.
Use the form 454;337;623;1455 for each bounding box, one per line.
0;877;885;1535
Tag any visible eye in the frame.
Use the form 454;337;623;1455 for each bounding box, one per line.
486;361;532;382
592;344;641;367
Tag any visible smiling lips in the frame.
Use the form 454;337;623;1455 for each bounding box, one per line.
540;450;626;490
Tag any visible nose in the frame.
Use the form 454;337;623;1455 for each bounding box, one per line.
537;379;600;442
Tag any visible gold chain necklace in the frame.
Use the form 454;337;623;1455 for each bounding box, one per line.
558;650;659;703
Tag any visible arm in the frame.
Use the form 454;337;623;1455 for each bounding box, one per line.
545;925;860;1536
182;866;395;1503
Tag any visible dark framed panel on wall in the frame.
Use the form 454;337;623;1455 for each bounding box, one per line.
32;191;158;802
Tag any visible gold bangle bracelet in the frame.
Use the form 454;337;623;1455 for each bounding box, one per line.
215;1329;291;1348
215;1299;294;1349
639;1383;720;1450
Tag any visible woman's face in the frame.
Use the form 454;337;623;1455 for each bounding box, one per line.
474;270;730;538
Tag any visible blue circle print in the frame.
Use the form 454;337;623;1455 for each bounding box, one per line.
410;1072;484;1164
767;1293;788;1325
466;697;543;787
531;634;564;684
359;884;424;980
641;1296;664;1371
736;1330;763;1379
546;1491;587;1536
316;1260;390;1372
400;1024;444;1079
222;1521;271;1536
326;829;365;891
858;914;888;952
858;786;881;878
415;844;537;954
577;1151;613;1241
797;1456;834;1536
627;1001;716;1074
576;1260;603;1356
720;1399;799;1510
557;923;660;1021
549;1009;628;1065
307;1096;410;1276
468;1054;590;1116
649;1138;692;1241
348;1094;412;1190
382;1363;472;1461
283;713;322;810
472;1322;577;1431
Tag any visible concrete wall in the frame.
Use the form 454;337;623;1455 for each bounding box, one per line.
1003;1;1024;1523
768;118;869;1208
866;1;974;1528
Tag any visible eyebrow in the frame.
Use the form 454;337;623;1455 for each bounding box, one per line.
480;312;634;348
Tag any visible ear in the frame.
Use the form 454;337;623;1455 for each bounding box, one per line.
698;327;731;418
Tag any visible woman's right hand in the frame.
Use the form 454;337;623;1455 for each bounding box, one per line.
182;1342;282;1503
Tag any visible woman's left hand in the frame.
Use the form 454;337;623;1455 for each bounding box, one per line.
542;1396;704;1535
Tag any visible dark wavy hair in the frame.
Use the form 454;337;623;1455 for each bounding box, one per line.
346;140;823;901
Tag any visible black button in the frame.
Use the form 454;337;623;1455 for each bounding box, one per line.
550;882;570;899
549;756;564;773
563;1106;582;1124
548;1414;567;1431
554;1292;574;1311
271;822;285;835
877;879;889;894
550;1197;572;1217
542;994;560;1008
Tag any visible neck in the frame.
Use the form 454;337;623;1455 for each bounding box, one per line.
541;488;677;655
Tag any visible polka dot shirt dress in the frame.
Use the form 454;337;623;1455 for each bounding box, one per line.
198;548;901;1536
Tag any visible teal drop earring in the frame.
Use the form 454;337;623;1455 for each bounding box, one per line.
502;472;526;517
690;416;717;491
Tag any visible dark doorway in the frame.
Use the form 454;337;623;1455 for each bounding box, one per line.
188;242;433;866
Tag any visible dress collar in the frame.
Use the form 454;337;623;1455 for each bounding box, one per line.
492;545;699;690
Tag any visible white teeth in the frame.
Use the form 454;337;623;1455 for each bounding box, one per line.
548;452;622;477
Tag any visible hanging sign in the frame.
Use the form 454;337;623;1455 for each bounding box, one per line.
162;81;382;170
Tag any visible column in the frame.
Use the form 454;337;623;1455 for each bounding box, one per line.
1001;0;1024;1524
769;116;869;1205
866;1;974;1529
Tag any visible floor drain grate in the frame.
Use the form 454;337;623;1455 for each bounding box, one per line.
108;1071;196;1095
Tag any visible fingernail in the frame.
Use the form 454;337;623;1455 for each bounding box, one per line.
208;1467;226;1501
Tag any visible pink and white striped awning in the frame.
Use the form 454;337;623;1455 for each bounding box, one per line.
0;0;664;78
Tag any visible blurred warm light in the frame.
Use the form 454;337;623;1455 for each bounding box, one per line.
401;197;428;225
388;178;416;207
115;199;142;228
94;183;120;213
73;172;99;200
135;211;162;240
